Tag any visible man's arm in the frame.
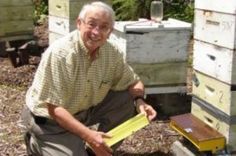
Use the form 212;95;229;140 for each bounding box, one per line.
47;103;112;155
128;80;157;121
128;80;145;98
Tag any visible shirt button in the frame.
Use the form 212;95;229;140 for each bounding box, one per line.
87;80;90;83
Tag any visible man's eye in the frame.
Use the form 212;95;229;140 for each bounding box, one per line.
87;22;96;28
101;25;109;30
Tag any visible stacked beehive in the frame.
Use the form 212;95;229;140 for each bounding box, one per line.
48;0;111;44
0;0;34;42
109;19;192;94
191;0;236;151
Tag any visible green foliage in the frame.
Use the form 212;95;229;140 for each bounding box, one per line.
32;0;48;25
112;0;152;20
163;0;194;23
112;0;194;23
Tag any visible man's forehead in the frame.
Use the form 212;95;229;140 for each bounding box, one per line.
86;17;111;27
85;9;111;22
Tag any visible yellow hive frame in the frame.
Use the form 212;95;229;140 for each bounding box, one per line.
104;113;149;147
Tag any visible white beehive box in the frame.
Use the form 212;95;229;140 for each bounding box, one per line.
192;70;236;116
49;16;75;35
49;0;112;44
194;9;236;49
109;18;192;64
191;97;236;150
195;0;236;14
108;19;191;89
0;0;34;41
193;40;236;84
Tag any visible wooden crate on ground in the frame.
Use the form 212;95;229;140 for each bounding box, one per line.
191;97;236;151
170;113;225;153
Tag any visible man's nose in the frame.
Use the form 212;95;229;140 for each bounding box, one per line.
92;26;103;34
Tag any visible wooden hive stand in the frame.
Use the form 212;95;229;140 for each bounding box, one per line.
170;113;225;154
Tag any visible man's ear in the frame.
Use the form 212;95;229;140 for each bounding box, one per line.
107;28;114;38
76;18;82;29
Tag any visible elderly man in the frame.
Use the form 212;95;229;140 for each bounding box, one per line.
21;1;156;156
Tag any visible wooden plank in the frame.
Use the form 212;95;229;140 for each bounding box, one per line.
0;20;33;37
193;40;236;84
0;35;33;42
145;86;186;94
192;70;236;116
0;6;33;22
194;9;236;49
191;101;236;150
130;62;187;86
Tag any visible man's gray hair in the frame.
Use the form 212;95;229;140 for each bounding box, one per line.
79;1;115;26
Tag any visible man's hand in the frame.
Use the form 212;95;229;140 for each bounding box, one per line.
136;99;157;121
85;129;113;156
47;104;113;155
128;80;157;121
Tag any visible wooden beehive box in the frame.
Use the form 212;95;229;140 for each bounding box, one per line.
49;0;112;44
109;18;192;64
192;70;236;116
193;40;236;84
194;9;236;50
108;18;191;87
191;96;236;151
0;0;34;41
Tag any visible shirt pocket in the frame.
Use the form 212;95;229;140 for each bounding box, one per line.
99;79;111;90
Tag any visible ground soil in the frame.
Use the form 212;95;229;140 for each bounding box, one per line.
0;18;189;156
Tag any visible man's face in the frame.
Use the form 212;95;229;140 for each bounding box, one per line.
77;7;113;52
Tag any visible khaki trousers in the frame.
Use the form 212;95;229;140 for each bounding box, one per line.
21;90;136;156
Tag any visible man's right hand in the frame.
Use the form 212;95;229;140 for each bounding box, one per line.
85;129;113;156
47;104;113;155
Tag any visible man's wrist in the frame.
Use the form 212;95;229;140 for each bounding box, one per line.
134;96;145;102
134;96;145;108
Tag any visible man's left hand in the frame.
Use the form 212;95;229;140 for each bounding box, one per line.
135;99;157;121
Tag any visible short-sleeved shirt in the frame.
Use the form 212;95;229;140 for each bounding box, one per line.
26;30;139;117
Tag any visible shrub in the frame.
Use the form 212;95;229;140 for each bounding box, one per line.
112;0;194;23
